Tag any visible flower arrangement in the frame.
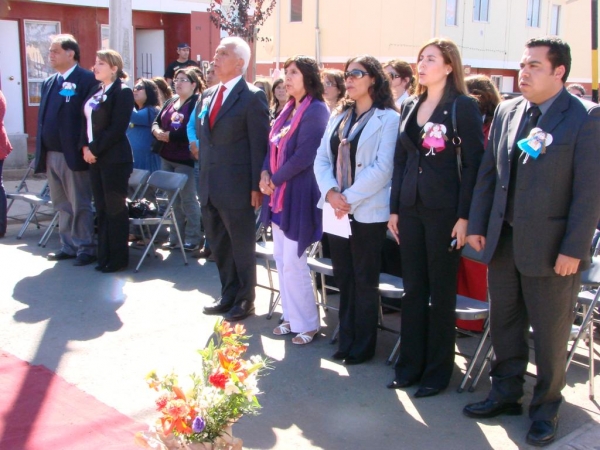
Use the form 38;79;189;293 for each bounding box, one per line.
135;320;270;450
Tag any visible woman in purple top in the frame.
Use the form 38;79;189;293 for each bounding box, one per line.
259;55;329;345
152;67;203;251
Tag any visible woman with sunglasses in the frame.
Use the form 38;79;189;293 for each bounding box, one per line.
128;78;162;173
321;68;346;112
314;55;399;364
383;59;414;111
152;67;203;252
81;49;134;272
387;38;484;397
259;55;329;345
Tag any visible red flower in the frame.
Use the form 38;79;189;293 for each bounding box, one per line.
209;371;228;390
155;393;170;411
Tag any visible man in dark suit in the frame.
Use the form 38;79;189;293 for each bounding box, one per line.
196;37;269;321
34;34;98;266
463;37;600;446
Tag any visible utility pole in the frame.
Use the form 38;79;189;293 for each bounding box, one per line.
109;0;134;86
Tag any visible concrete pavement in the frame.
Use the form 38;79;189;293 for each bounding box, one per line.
0;176;599;449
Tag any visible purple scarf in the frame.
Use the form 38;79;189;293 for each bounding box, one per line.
268;95;313;213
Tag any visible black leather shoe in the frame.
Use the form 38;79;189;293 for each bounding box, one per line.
94;265;106;272
73;254;97;266
101;264;128;273
526;418;558;447
414;387;442;398
47;251;76;261
332;351;349;361
387;378;416;389
463;398;523;419
343;355;373;365
223;301;255;321
192;247;212;259
203;297;234;315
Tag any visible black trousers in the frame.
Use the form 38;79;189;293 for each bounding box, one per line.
328;219;387;360
394;201;460;389
488;225;580;420
202;200;256;305
90;162;132;268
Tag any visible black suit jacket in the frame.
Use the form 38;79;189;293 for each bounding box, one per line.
468;88;600;276
80;78;134;168
390;92;484;218
34;65;99;173
195;78;270;209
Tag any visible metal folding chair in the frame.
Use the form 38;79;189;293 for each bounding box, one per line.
255;224;280;319
129;170;189;272
12;182;55;240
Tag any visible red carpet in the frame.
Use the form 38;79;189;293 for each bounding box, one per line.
0;351;141;450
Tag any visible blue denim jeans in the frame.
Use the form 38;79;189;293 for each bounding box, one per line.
160;158;201;245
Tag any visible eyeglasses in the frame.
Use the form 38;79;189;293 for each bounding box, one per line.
574;93;584;98
344;69;370;80
324;81;334;87
173;78;190;83
386;73;402;80
133;85;144;91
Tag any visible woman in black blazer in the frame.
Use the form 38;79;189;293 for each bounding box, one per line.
82;49;134;273
387;38;484;397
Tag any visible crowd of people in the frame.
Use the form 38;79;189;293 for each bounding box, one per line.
1;32;599;448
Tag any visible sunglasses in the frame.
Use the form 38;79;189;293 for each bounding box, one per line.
386;73;402;80
344;69;370;80
133;85;145;91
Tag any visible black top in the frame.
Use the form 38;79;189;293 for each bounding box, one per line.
329;110;365;181
164;59;199;80
405;102;423;147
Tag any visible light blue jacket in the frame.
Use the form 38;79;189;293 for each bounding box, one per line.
187;103;199;148
314;107;399;223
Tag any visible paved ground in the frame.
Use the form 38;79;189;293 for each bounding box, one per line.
1;176;599;449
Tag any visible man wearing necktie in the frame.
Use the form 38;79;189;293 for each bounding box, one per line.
464;37;600;446
196;37;269;321
34;34;99;266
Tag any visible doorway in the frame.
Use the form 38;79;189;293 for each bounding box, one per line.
0;19;25;134
135;30;165;80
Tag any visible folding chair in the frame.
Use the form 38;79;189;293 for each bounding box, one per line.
12;182;55;240
128;168;151;200
566;258;600;400
6;159;35;214
255;224;280;319
129;170;189;272
378;273;404;364
307;241;339;343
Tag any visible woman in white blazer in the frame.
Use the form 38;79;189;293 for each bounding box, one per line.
314;55;399;365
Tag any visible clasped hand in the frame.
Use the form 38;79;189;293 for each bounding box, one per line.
259;171;276;196
327;190;351;219
154;129;170;143
82;146;96;164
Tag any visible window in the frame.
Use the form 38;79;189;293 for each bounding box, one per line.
446;0;458;26
290;0;302;22
473;0;490;22
527;0;541;27
24;20;61;105
550;5;561;35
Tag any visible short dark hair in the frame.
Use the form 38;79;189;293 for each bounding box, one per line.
465;75;502;124
135;78;160;109
525;37;571;83
343;55;396;111
174;67;203;94
52;34;80;62
283;55;324;102
384;59;415;95
567;83;586;97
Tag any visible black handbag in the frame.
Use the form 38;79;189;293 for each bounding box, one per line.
451;99;463;182
151;138;164;154
127;198;158;219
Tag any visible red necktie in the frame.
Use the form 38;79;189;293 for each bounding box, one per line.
209;85;227;128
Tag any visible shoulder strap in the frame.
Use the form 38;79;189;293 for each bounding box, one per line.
451;98;463;182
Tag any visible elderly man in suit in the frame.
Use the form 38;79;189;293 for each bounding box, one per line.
196;37;269;321
463;37;600;446
34;34;98;266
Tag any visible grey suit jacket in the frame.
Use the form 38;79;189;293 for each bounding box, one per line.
468;88;600;276
195;78;269;209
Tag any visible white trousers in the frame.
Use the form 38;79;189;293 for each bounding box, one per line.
271;223;319;333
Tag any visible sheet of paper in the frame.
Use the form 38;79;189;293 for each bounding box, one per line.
322;203;352;238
